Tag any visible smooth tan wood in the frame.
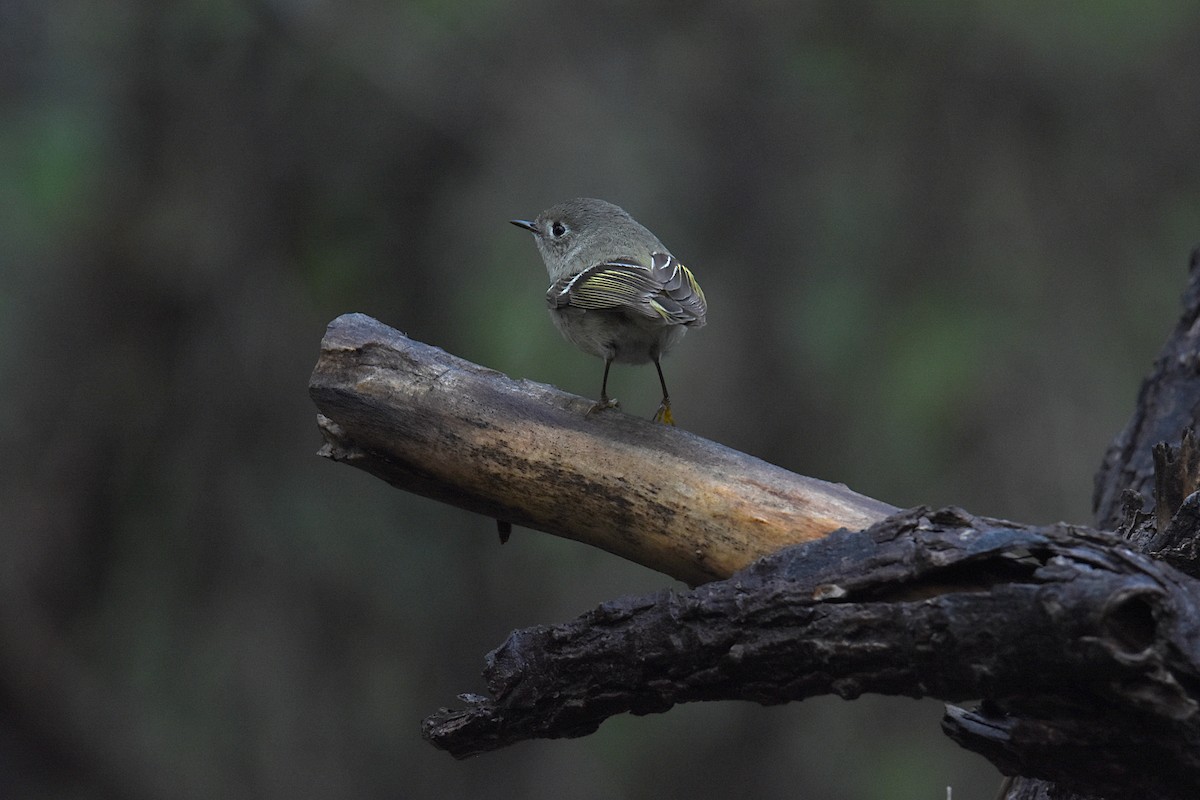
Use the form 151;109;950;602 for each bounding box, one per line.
309;313;896;585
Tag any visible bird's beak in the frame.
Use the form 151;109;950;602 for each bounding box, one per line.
510;219;538;233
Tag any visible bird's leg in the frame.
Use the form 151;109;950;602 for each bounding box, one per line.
587;358;620;415
651;358;675;426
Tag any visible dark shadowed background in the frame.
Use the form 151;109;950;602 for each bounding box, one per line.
4;1;1200;798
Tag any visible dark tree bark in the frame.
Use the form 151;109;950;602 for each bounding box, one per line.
421;506;1200;798
1002;249;1200;800
1094;247;1200;532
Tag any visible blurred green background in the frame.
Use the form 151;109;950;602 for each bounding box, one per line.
3;1;1198;798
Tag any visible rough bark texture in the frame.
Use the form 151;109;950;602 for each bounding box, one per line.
308;313;894;585
421;507;1200;799
1002;250;1200;800
1093;246;1200;531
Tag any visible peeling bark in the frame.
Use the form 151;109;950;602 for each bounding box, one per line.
422;507;1200;799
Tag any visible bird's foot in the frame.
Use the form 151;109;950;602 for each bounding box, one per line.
586;396;620;416
652;399;675;426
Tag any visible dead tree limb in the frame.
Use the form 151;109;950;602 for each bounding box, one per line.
1001;251;1200;800
420;507;1200;799
1094;246;1200;532
308;313;894;585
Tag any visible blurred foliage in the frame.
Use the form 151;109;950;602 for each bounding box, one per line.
3;0;1199;798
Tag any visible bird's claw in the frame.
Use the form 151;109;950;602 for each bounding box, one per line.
587;397;620;416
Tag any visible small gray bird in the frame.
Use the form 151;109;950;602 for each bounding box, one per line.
511;198;707;425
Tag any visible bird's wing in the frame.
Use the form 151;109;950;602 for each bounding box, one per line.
546;253;707;327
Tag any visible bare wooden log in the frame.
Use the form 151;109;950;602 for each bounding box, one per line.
308;313;895;585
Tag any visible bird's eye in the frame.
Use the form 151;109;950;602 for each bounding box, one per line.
550;222;567;238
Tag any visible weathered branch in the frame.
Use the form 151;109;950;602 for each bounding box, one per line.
420;506;1200;798
1094;246;1200;530
309;313;894;585
1002;249;1200;800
